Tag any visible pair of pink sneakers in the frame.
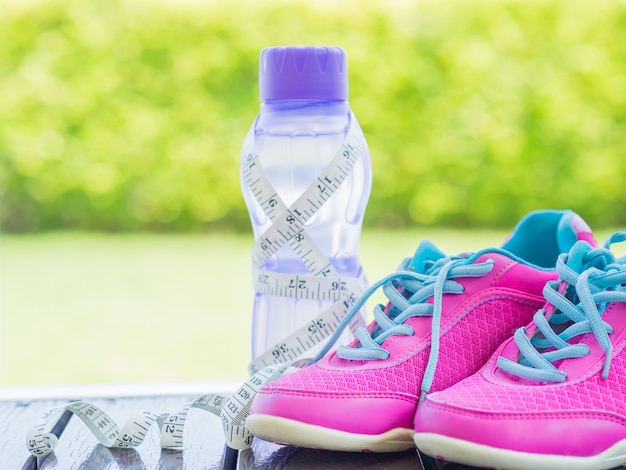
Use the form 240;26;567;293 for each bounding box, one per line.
247;210;626;470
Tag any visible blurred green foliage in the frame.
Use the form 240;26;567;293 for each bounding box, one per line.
1;0;625;232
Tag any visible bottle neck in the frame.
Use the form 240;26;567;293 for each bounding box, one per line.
261;99;349;116
257;100;351;135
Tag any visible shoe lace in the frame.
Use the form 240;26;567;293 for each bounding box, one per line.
498;232;626;383
310;240;495;403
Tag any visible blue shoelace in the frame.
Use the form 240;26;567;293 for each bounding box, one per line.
311;240;495;403
498;232;626;382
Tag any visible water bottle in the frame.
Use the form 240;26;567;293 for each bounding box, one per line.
240;45;372;366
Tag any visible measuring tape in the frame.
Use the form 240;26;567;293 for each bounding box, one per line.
251;267;368;302
242;118;363;269
243;114;369;373
26;115;371;460
26;363;295;457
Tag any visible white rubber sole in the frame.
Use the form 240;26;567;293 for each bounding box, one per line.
413;432;626;470
246;414;415;452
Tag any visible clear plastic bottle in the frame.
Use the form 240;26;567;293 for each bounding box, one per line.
241;46;372;360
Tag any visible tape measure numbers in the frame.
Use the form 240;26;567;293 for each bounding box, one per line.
251;267;368;302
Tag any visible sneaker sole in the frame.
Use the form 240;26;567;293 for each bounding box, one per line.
413;432;626;470
247;414;415;452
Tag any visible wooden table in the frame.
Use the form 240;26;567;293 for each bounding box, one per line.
1;382;469;469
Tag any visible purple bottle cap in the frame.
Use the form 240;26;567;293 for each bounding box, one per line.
259;46;348;101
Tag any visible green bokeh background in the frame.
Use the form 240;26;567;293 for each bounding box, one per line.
2;0;625;233
2;0;626;386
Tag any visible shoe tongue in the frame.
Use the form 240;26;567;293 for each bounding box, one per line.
411;240;446;273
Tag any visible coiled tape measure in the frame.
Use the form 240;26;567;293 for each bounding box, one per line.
26;117;369;459
26;364;292;457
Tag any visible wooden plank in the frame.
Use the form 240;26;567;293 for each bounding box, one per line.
4;389;449;469
16;395;431;469
0;381;241;401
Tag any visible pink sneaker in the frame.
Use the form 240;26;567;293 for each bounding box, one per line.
246;210;596;452
413;233;626;470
